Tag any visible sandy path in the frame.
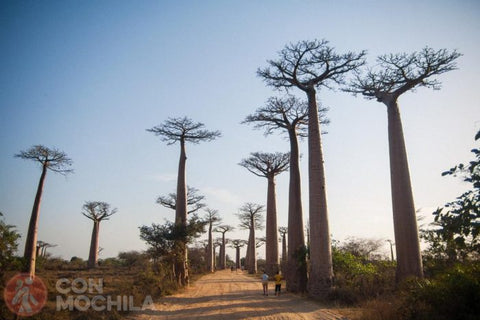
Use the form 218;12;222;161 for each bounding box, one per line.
126;270;349;320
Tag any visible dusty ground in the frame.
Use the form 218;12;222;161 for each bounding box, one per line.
126;269;354;320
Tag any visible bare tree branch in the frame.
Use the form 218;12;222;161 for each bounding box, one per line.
15;145;73;175
346;47;462;101
239;152;290;178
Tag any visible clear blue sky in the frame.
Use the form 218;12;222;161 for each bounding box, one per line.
1;0;479;261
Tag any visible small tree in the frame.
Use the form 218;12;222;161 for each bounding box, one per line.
237;203;264;274
347;47;461;281
148;117;220;285
422;129;480;262
230;239;247;269
204;208;221;272
82;201;116;269
258;39;365;296
215;225;234;270
239;152;289;275
278;227;288;269
0;212;21;277
15;145;73;277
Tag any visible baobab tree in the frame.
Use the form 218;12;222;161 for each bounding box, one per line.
204;208;221;272
243;95;328;291
15;145;73;277
278;227;288;269
147;116;220;285
157;186;206;215
237;203;264;274
215;225;234;269
36;241;57;258
258;39;366;296
239;152;289;275
346;47;461;281
230;239;246;270
82;201;117;268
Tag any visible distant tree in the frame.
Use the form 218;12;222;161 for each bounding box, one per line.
258;39;365;296
15;145;73;277
156;186;206;215
230;239;247;269
148;117;220;285
215;225;234;270
422;129;480;262
204;208;221;272
237;203;264;274
239;152;289;275
278;227;288;268
82;201;117;269
339;237;385;260
0;212;21;276
244;96;328;290
347;47;461;281
36;240;57;258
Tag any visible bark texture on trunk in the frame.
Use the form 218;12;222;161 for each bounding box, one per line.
236;246;241;269
247;221;257;274
286;128;307;292
220;233;226;269
88;221;100;268
24;164;47;277
306;88;333;297
265;175;279;276
207;224;214;272
386;101;423;281
175;139;189;285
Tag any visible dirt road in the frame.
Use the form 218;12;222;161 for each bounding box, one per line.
126;270;350;320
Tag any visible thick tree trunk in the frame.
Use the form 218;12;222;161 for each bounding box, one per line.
265;175;279;276
175;139;188;285
248;222;257;274
236;246;241;269
220;233;226;269
281;233;287;270
88;221;100;268
386;100;423;281
286;128;308;292
207;223;214;272
306;88;333;298
24;164;47;277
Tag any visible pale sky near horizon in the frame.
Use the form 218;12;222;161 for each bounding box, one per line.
1;0;479;261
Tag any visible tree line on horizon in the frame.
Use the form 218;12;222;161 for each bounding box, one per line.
7;38;471;302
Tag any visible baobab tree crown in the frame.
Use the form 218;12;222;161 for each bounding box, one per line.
147;116;221;145
347;47;462;102
82;201;117;222
239;152;290;179
15;145;73;174
257;39;366;92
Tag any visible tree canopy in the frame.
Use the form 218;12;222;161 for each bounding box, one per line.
15;145;73;174
147;116;221;145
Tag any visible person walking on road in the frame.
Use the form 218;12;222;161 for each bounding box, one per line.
261;271;269;296
274;271;282;296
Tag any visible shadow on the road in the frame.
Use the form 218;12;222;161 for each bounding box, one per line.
129;291;339;320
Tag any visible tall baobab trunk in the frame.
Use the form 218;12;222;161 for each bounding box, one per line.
306;88;333;297
235;246;241;269
207;224;214;272
24;164;47;277
220;235;226;269
248;220;257;274
287;128;307;292
175;138;188;285
88;221;100;268
281;232;287;267
265;174;279;276
386;101;423;281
